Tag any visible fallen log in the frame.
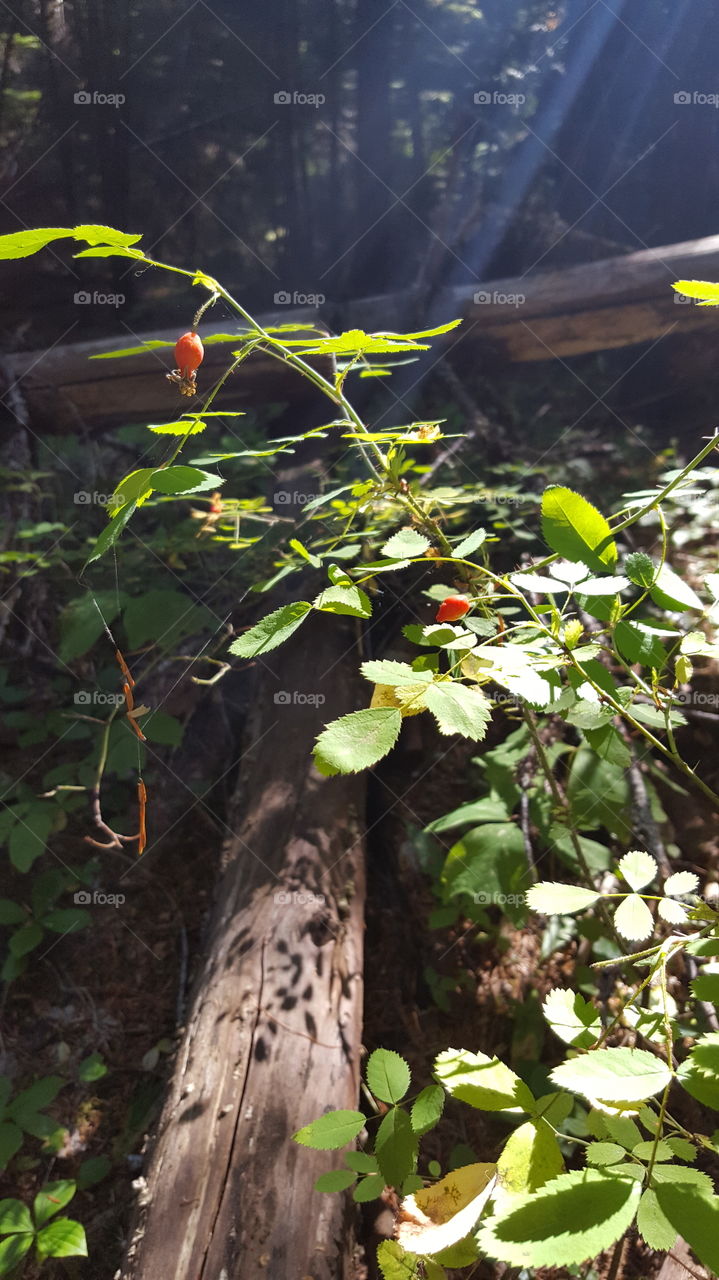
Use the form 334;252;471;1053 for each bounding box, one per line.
6;234;719;429
120;413;367;1280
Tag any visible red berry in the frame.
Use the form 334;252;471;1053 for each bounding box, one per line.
174;330;204;377
435;594;470;623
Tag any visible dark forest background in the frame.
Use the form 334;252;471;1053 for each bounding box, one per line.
1;0;718;349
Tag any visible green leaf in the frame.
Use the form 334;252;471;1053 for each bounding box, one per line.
650;563;703;612
424;682;492;741
624;552;655;588
35;1217;87;1259
152;465;223;496
583;723;632;769
8;922;43;957
618;850;657;891
0;1232;32;1273
566;750;632;839
614;620;669;670
551;1048;672;1104
72;224;142;249
0;227;72;259
292;1110;365;1150
77;1053;107;1082
8;1077;63;1120
377;1239;420;1279
366;1050;411;1105
76;1155;111;1189
313;585;372;618
33;1181;76;1228
9;804;53;872
0;1199;32;1234
313;708;402;774
0;1124;23;1169
434;1048;535;1113
425;796;509;834
375;1108;417;1187
0;900;26;925
124;589;212;651
636;1187;678;1251
147;420;207;435
542;988;601;1048
614;895;654;942
526;883;601;915
229;602;312;658
84;500;138;565
677;1033;719;1109
361;660;431;688
353;1174;386;1203
586;1142;625;1166
654;1184;719;1275
440;823;527;920
477;1168;641;1268
381;527;431;558
109;467;157;513
496;1119;564;1199
41;909;90;935
453;529;486;558
59;590;123;662
673;279;719;304
344;1151;378;1174
411;1085;445;1135
314;1168;356;1193
541;487;617;573
632;1140;673;1161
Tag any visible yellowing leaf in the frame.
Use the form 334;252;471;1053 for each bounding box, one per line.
396;1163;497;1256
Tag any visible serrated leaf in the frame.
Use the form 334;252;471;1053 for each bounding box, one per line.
636;1187;678;1250
314;1168;356;1192
424;682;492;741
543;988;601;1048
375;1108;417;1187
526;883;601;915
654;1184;719;1275
147;419;207;435
586;1142;626;1165
625;552;655;588
313;585;372;618
152;465;223;496
411;1085;445;1135
396;1163;497;1256
632;1139;673;1161
377;1239;421;1279
650;563;703;612
658;898;689;924
618;850;657;892
381;527;431;558
614;894;654;942
292;1110;365;1150
313;708;402;774
434;1048;535;1114
367;1050;411;1104
361;660;431;688
551;1048;672;1103
495;1119;563;1207
453;529;486;558
229;602;312;658
541;487;617;573
345;1151;378;1173
664;871;700;896
477;1168;640;1268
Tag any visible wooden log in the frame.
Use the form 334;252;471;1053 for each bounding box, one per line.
7;234;719;428
120;412;367;1280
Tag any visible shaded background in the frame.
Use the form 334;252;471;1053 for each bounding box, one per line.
1;0;718;348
